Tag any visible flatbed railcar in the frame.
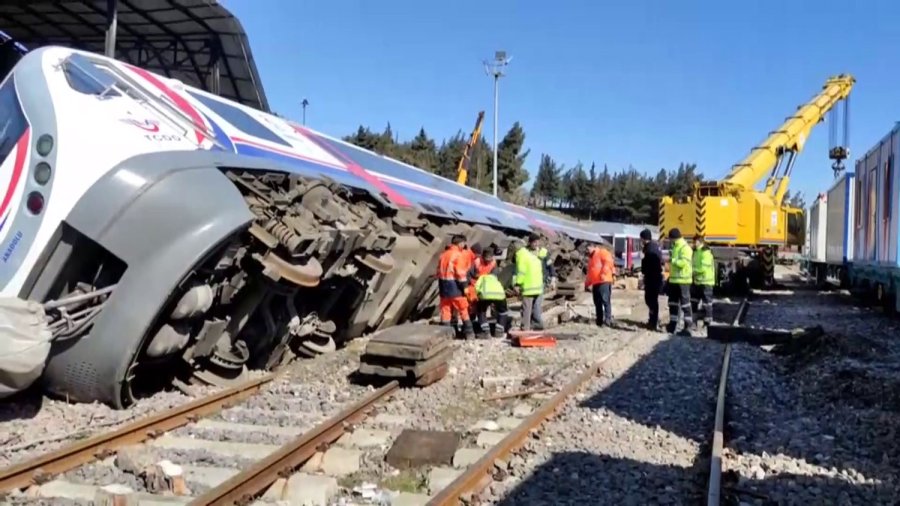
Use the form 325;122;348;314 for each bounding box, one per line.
0;47;606;407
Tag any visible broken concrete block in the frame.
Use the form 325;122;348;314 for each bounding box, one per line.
386;430;460;469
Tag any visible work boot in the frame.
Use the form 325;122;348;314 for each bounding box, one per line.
677;327;693;337
665;321;677;334
461;321;475;340
496;314;511;338
474;331;490;340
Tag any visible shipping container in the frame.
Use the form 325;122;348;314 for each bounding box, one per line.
825;172;855;266
808;194;827;264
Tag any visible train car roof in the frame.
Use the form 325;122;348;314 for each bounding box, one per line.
302;129;608;243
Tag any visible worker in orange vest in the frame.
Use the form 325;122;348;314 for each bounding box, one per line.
437;234;474;338
463;244;483;306
584;242;615;327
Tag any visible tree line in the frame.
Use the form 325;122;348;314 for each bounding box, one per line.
342;122;807;227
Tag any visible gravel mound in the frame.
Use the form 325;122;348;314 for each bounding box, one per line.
724;288;900;504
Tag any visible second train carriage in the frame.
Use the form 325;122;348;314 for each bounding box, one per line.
0;47;609;407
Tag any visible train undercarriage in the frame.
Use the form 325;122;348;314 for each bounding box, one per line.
30;163;591;408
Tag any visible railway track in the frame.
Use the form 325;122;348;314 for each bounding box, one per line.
707;296;749;506
2;309;648;505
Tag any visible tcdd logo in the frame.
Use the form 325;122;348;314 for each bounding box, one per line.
120;118;160;133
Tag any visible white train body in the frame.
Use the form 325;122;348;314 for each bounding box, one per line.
1;47;604;407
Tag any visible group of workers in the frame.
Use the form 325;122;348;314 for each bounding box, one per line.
437;225;717;339
437;233;554;339
639;227;716;335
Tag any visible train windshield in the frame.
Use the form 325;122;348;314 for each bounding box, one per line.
0;77;27;167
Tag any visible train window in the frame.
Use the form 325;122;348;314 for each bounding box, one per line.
186;91;290;147
0;77;26;167
62;53;120;96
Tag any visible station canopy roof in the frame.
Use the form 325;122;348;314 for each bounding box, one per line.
0;0;269;112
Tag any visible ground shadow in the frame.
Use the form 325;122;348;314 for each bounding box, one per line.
495;451;705;505
579;336;722;445
0;386;43;424
492;451;891;505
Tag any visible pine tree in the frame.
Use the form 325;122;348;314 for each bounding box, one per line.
496;122;530;195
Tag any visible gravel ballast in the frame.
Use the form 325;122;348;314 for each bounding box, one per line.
483;331;723;505
724;286;900;504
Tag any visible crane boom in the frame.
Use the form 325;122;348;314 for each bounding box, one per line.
456;111;485;185
722;74;855;195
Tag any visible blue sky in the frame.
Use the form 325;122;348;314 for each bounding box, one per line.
227;0;900;203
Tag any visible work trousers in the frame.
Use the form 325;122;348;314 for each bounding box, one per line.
691;285;714;324
475;299;510;337
439;296;470;323
520;295;543;331
644;277;662;327
592;283;612;326
666;282;693;332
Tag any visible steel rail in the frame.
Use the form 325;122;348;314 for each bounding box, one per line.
427;340;635;506
190;381;399;506
0;373;277;492
707;296;749;506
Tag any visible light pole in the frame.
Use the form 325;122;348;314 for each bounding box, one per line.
484;51;511;198
301;98;309;125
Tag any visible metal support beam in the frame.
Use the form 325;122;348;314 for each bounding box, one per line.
104;0;118;57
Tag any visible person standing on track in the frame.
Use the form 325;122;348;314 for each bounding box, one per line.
473;248;510;338
585;242;615;326
437;235;475;339
665;228;694;336
511;240;544;331
640;228;664;331
691;235;716;327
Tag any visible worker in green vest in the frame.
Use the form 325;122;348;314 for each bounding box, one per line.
474;248;510;338
665;228;693;335
512;239;544;331
691;235;716;327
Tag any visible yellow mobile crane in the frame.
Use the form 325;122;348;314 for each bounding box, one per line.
659;74;855;290
456;111;485;185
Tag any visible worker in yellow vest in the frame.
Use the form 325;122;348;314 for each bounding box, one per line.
474;248;510;338
665;228;693;336
691;235;716;327
512;239;544;331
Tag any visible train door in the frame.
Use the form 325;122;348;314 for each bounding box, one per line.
867;150;878;262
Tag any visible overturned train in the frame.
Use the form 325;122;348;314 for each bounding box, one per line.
0;47;608;408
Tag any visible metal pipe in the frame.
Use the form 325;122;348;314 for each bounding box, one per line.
492;74;499;198
104;0;118;57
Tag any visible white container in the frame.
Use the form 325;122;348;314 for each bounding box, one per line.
808;195;828;263
826;172;856;265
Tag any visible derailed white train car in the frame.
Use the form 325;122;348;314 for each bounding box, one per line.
0;47;607;407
